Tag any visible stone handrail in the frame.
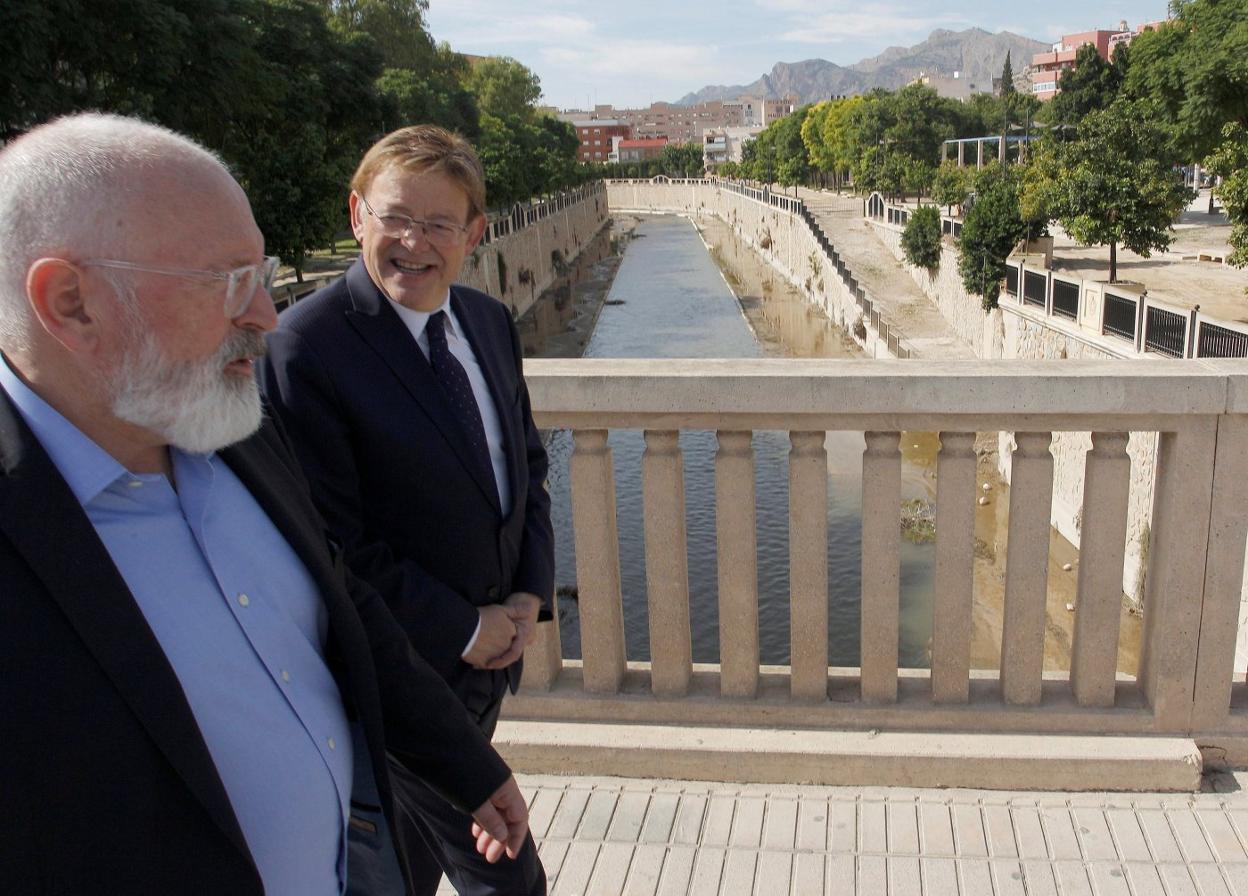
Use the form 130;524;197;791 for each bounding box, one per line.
512;358;1248;761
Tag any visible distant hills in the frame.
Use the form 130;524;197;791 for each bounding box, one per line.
674;28;1048;106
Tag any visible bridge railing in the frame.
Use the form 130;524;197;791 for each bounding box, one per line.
513;359;1248;757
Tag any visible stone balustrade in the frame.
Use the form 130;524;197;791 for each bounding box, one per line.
511;358;1248;764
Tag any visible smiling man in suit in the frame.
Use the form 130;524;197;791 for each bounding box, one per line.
260;125;553;896
0;113;530;896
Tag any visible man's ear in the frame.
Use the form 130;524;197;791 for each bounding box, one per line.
26;258;103;354
348;191;367;244
465;213;487;252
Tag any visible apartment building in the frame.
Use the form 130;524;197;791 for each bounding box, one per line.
572;119;630;162
618;137;669;163
1031;20;1165;100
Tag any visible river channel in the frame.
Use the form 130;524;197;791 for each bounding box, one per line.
520;213;1141;673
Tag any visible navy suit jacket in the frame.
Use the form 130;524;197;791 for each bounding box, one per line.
0;388;510;894
260;261;554;709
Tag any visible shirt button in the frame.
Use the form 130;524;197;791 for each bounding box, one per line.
281;670;291;683
237;593;250;607
127;479;143;488
328;738;337;751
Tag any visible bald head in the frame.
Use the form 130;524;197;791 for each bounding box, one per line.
0;113;238;353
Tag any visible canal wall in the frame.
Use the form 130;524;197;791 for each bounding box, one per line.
460;182;611;320
607;179;900;359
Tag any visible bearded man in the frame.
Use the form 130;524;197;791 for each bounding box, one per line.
0;112;530;896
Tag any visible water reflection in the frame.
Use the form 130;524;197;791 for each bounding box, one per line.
534;214;939;667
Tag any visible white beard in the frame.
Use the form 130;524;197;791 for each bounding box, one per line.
109;328;266;454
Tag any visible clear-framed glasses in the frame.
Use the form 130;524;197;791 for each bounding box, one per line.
82;255;281;319
356;193;469;247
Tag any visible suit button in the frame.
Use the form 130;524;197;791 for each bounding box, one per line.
486;586;499;599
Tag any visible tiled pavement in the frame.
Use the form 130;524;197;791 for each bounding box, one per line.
438;771;1248;895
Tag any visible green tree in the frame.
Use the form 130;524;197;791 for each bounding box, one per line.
902;157;935;202
1208;122;1248;268
320;0;433;70
932;160;973;215
958;163;1026;308
999;51;1016;97
1044;43;1123;126
901;204;943;270
1028;99;1192;282
659;142;703;178
376;42;477;137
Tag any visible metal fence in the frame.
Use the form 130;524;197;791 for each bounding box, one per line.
1197;321;1248;358
1144;305;1187;358
1102;292;1139;342
1051;278;1079;320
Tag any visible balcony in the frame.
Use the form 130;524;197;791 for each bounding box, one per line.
501;359;1248;791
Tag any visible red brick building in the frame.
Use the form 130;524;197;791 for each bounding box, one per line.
573;119;630;163
617;137;669;163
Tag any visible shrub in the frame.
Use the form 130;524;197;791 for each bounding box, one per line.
900;204;942;271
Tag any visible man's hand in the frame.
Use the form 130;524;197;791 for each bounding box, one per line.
463;604;517;669
470;776;530;863
481;592;542;670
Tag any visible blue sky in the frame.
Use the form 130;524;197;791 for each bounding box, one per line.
425;0;1168;110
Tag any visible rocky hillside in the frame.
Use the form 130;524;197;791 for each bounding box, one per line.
676;28;1047;105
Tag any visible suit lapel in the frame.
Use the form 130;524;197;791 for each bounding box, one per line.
0;394;253;868
342;263;501;511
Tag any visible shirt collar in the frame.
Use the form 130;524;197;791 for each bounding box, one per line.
385;290;462;342
0;354;203;506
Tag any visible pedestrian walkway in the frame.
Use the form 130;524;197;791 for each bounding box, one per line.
795;187;977;360
437;771;1248;895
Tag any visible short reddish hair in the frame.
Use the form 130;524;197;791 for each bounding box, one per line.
350;125;486;220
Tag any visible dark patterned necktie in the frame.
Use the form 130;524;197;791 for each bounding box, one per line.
425;310;496;496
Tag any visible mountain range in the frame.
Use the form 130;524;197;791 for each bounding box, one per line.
674;28;1048;106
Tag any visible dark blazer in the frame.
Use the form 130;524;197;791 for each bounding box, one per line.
0;389;510;895
260;261;554;708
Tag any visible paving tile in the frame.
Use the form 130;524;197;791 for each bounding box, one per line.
578;789;620;841
548;789;591;840
861;800;888;854
990;859;1028;896
640;793;680;844
1168;810;1217;864
529;787;564;840
919;802;956;857
889;801;921;855
539;839;571;881
1196;809;1248;864
797;798;829;852
1053;861;1094;896
1106;809;1153;863
826;854;854;895
1011;806;1049;860
952;804;989;857
1228;810;1248;851
1072;807;1118;862
792;851;826;894
608;792;653;843
1040;806;1084;861
1189;865;1233;896
1019;860;1060;896
1137;809;1184;863
1086;863;1132;896
830;799;858;853
920;857;959;896
958;860;995;896
703;796;736;847
687;847;725;896
720;849;757;895
672;794;708;845
554;842;599;896
1123;863;1167;896
586;843;635;895
655;846;697;896
623;844;666;896
1221;863;1248;896
731;798;766;848
754;851;792;895
762;799;798;851
857;855;887;894
984;805;1019;859
1157;865;1200;896
889;856;921;894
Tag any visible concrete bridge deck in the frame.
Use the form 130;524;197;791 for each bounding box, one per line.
439;771;1248;895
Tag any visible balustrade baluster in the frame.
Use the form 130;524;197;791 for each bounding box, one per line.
1071;432;1131;707
643;430;693;696
570;429;627;693
789;430;829;700
861;431;901;702
931;432;977;703
1139;421;1218;730
716;431;760;698
1001;432;1054;705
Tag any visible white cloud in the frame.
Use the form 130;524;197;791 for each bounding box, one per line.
778;10;955;43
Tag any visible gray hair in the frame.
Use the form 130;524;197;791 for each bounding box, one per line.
0;113;229;352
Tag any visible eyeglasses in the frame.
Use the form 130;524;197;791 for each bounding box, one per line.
356;194;469;247
82;255;281;319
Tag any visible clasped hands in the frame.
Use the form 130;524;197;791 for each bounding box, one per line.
463;591;542;670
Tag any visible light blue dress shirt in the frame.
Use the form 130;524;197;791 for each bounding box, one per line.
1;360;354;896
